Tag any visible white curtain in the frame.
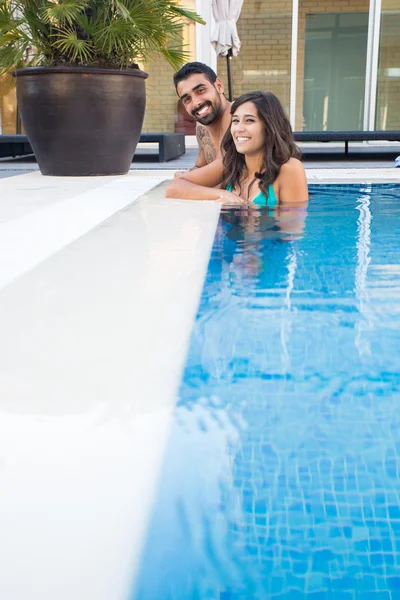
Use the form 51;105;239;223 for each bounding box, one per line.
211;0;244;57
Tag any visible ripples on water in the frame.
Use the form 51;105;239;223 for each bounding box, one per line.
134;185;400;599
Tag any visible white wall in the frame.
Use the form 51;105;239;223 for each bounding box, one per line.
195;0;217;72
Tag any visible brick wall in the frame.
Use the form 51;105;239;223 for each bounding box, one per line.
217;0;292;116
141;59;179;133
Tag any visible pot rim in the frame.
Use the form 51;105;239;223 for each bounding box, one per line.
13;66;148;78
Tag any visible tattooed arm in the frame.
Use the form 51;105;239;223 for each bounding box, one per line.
171;122;222;191
196;124;217;164
177;124;216;173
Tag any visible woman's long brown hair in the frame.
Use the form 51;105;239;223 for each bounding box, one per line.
221;91;302;199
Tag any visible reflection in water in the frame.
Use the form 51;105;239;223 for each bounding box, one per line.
135;186;400;599
220;202;307;288
218;203;308;379
354;190;372;358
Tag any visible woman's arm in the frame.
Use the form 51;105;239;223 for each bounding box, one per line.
277;158;309;203
165;178;246;205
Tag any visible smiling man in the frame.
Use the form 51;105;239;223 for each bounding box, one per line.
165;62;232;198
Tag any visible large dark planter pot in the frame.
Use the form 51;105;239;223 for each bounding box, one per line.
14;66;148;176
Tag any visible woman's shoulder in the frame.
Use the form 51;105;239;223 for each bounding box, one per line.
276;158;308;202
278;157;305;177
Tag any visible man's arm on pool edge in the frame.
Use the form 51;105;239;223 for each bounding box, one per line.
166;157;224;198
165;178;221;200
165;179;245;204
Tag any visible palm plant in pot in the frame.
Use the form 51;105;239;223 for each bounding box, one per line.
0;0;204;176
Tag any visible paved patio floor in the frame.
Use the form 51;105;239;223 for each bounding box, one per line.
1;139;400;178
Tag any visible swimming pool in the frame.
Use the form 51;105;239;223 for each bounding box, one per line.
3;172;400;600
136;183;400;599
134;185;400;600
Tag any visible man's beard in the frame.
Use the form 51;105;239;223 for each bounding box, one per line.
192;99;223;125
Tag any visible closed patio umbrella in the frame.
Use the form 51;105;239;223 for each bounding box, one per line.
211;0;244;101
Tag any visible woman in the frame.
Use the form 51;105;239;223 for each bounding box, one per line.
165;90;308;205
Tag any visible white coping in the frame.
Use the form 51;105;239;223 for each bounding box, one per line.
0;171;221;600
306;167;400;183
0;171;120;223
0;171;166;291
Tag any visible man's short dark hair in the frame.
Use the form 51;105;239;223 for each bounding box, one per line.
173;62;217;89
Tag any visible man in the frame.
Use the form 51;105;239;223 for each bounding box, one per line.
166;62;232;198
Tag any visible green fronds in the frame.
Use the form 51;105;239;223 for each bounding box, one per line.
158;2;205;26
158;43;192;71
74;13;96;37
108;0;131;22
52;27;94;62
42;0;91;27
93;18;136;54
0;36;26;73
0;0;205;70
0;1;13;31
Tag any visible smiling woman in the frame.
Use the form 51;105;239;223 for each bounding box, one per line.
221;91;308;206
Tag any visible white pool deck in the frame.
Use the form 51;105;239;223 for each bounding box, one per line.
0;167;400;599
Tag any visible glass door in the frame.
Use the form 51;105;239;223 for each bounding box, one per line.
302;12;369;131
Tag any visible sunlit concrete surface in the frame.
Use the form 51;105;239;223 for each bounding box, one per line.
0;171;168;290
0;172;220;600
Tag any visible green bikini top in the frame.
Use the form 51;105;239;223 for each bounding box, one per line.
226;183;277;209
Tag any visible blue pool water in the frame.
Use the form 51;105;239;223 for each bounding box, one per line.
134;184;400;599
